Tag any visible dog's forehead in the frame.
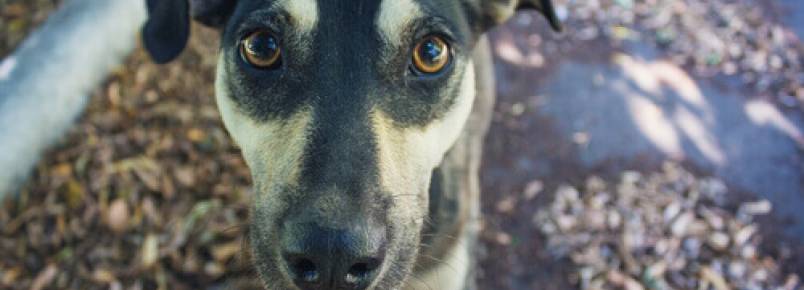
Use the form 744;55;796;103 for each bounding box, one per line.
256;0;461;37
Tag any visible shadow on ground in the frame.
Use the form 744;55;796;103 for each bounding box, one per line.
478;21;803;289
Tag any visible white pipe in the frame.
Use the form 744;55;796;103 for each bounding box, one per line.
0;0;147;199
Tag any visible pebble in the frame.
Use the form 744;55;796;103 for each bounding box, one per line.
707;232;730;251
700;207;725;230
734;225;757;246
607;210;622;229
495;196;517;214
495;232;512;246
729;261;747;278
556;214;577;232
741;245;757;259
671;212;694;237
682;238;702;258
585;209;607;230
522;180;544;200
663;202;682;223
738;200;772;216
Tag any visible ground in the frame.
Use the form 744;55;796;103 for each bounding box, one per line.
0;0;802;289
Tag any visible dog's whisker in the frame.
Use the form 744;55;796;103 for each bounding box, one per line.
390;258;435;290
420;253;461;273
221;222;249;235
408;273;435;290
420;233;460;242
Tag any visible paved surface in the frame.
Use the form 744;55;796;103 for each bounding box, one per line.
484;41;804;236
779;0;804;38
479;33;804;286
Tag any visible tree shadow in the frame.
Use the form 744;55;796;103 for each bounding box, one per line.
526;45;804;234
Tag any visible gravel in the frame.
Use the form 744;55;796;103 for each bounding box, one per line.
533;162;801;290
511;0;804;109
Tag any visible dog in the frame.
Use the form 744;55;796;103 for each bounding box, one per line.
142;0;560;289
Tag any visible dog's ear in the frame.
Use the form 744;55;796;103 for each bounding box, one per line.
190;0;237;27
474;0;562;32
143;0;190;64
142;0;236;64
518;0;562;31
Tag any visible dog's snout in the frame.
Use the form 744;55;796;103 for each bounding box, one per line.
281;222;386;289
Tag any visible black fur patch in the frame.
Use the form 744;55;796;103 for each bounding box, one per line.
296;0;384;198
142;0;190;64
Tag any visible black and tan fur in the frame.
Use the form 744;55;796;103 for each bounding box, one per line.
143;0;560;289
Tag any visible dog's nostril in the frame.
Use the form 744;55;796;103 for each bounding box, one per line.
345;259;380;285
281;221;387;288
345;263;368;284
290;258;319;283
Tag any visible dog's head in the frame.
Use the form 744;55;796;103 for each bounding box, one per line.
143;0;559;289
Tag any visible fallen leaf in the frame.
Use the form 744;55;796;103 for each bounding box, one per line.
107;198;130;234
30;264;58;290
141;234;160;269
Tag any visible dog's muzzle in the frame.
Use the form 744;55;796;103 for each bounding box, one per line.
280;217;387;289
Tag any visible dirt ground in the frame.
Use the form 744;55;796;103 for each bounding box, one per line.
1;0;802;289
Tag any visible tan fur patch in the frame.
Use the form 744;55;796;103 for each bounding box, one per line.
370;62;477;290
276;0;318;34
377;0;422;45
404;235;471;290
214;56;312;195
372;63;477;195
487;1;517;24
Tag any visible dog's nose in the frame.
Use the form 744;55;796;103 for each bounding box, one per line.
281;222;386;289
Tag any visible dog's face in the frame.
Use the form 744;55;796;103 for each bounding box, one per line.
143;0;559;289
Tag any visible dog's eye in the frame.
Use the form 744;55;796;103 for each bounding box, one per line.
412;36;450;74
240;30;282;69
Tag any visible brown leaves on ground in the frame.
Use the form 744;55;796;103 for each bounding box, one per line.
1;5;256;286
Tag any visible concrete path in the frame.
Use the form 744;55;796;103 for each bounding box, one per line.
517;43;804;235
779;0;804;39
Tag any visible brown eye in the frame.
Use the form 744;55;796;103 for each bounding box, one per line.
412;36;450;74
240;30;282;69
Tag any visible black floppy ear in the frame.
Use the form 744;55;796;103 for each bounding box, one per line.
475;0;563;32
142;0;236;64
142;0;191;64
519;0;562;31
190;0;236;27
